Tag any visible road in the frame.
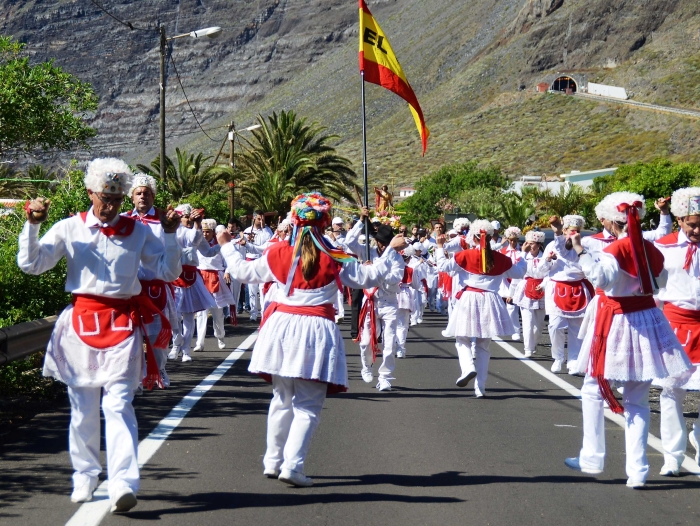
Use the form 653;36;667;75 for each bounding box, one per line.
1;311;699;526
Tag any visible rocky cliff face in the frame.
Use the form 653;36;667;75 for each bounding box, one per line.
2;0;699;179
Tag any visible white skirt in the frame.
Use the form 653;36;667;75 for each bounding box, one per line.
573;304;693;382
44;306;144;391
512;280;545;310
397;285;416;312
212;271;235;308
174;274;217;314
249;311;347;388
443;290;515;339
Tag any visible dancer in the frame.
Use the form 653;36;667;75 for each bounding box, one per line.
217;193;407;486
499;226;522;340
18;158;181;511
654;187;700;475
436;220;526;397
242;211;273;322
565;192;691;488
396;245;422;358
510;230;547;358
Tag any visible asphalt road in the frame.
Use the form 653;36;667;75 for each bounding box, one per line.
1;311;700;526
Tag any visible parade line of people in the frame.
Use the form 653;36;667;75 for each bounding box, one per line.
17;158;700;511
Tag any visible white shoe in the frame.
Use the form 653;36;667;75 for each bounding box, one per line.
250;316;258;322
511;333;520;341
278;468;313;487
568;369;583;377
263;467;281;479
181;353;193;363
456;369;477;388
659;462;680;477
376;379;392;391
361;367;373;383
396;349;405;358
167;347;179;360
70;478;98;503
564;457;603;475
159;368;170;388
626;478;645;489
551;360;563;373
689;430;700;465
474;392;485;398
523;350;533;358
192;344;204;352
217;338;226;349
110;488;137;513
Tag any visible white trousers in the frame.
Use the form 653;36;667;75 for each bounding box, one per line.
336;289;345;320
659;386;700;469
455;336;491;396
172;312;196;355
248;283;261;318
506;303;520;334
263;375;327;474
359;302;398;381
195;307;225;347
549;315;583;367
395;308;411;353
579;374;651;482
68;383;139;500
521;308;546;353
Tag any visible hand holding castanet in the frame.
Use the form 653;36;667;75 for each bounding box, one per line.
25;197;51;224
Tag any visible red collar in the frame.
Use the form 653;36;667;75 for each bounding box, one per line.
81;211;136;237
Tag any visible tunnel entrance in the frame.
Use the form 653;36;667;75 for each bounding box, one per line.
551;76;577;93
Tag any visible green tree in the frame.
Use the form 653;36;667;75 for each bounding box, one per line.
0;36;97;157
236;110;358;214
498;192;536;229
137;148;232;201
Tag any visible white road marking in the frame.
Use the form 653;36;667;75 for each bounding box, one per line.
65;333;258;526
492;338;700;477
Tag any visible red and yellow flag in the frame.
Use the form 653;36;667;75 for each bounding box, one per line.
359;0;429;155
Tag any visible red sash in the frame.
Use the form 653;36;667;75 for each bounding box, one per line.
138;279;168;311
199;269;221;294
524;277;545;300
663;303;700;363
173;265;199;288
589;293;657;414
260;301;336;328
438;272;452;299
71;294;172;390
552;280;594;312
354;288;379;363
455;285;488;300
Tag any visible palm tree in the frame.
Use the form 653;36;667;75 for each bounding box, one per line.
499;192;536;229
541;185;588;218
137;148;231;200
0;164;30;197
236;110;357;214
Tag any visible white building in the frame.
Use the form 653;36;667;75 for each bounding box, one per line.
560;167;617;190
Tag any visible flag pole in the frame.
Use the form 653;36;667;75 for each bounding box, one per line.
361;70;370;262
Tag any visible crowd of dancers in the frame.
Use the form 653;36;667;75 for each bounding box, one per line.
17;157;700;512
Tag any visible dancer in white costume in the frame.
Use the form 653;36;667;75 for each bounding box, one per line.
436;220;526;397
194;219;236;352
395;245;422;358
242;211;273;322
510;230;547;358
541;215;593;374
499;226;522;340
18;158;181;512
169;204;217;362
565;192;691;488
217;193;407;486
653;187;700;476
409;242;429;325
345;208;405;391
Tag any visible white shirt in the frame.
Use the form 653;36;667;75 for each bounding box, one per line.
18;208;181;298
540;235;586;282
243;225;273;259
656;230;700;310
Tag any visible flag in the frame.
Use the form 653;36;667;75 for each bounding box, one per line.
358;0;429;155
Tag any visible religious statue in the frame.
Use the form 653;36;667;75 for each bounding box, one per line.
374;184;393;212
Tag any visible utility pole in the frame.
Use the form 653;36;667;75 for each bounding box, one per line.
228;121;236;218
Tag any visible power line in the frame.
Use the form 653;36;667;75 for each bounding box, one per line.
168;53;218;142
88;0;155;31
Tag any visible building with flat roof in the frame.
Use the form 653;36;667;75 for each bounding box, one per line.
560;167;617;189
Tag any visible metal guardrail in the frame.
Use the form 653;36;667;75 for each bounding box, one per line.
568;91;700;119
0;316;57;366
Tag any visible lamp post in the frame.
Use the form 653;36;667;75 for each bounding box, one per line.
227;122;261;217
159;25;222;180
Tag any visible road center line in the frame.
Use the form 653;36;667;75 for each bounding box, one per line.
492;337;700;477
65;332;258;526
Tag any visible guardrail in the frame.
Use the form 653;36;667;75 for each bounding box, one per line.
561;91;700;119
0;316;57;366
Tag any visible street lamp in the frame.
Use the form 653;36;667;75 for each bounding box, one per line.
159;26;222;180
226;123;261;217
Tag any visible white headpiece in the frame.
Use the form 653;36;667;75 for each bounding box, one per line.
453;217;470;232
402;245;416;258
129;173;157;197
599;192;646;223
278;218;291;231
594;199;609;221
671;187;700;218
504;226;522;239
332;216;344;225
84;158;132;195
562;215;586;229
471;219;495;237
215;225;226;235
490;220;501;231
175;204;192;216
412;242;423;252
525;230;545;244
201;219;217;231
447;229;458;237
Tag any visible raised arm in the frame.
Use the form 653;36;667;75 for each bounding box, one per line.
219;242;275;284
139;226;182;282
17;221;67;275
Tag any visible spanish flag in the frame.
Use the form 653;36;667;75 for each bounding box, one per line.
359;0;429;155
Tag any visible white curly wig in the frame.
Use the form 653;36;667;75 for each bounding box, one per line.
402;245;416;258
452;217;471;232
525;230;545;244
175;204;192;216
215;225;226;235
412;242;424;252
84;158;132;194
562;215;586;229
470;219;495;237
599;192;646;223
130;173;157;196
201;219;217;231
671;187;700;218
504;226;522;239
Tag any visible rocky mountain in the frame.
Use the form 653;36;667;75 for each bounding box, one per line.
3;0;700;187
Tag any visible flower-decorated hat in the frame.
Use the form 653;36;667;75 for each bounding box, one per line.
290;193;332;228
84;158;132;195
562;215;586;229
130;173;157;196
201;219;217;231
671;187;700;218
504;226;522;239
525;230;545;244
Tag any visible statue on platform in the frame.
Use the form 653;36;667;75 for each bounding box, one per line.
374;184;393;212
